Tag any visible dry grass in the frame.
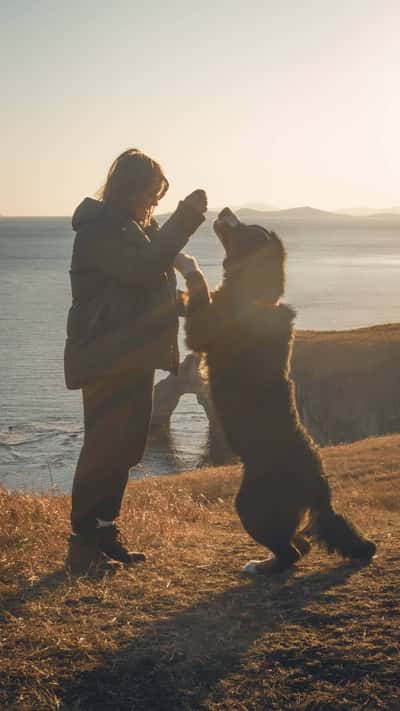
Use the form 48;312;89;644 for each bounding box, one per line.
294;323;400;380
1;434;399;710
297;322;400;345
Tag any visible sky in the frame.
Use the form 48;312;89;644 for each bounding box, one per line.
1;0;400;215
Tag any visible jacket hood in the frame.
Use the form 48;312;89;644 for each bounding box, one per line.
72;198;105;231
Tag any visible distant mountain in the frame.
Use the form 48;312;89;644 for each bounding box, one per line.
379;206;400;214
259;206;343;220
365;212;400;220
336;208;378;216
336;207;400;216
239;202;277;212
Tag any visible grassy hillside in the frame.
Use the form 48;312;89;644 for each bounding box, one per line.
296;321;400;350
1;435;399;710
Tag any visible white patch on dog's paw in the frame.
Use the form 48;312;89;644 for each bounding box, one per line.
242;560;261;575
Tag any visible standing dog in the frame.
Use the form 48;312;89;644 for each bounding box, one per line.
176;208;376;574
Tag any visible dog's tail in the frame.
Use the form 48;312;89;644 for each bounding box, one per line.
310;478;376;560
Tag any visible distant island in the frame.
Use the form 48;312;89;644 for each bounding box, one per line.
336;206;400;216
157;205;400;226
236;206;342;220
237;206;400;224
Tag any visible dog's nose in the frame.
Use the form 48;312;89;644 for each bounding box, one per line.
217;207;241;228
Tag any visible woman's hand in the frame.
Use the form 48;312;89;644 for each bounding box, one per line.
174;253;201;277
183;189;208;214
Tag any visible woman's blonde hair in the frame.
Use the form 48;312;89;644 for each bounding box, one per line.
99;148;169;221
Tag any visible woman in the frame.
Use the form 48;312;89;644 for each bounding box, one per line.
64;148;207;574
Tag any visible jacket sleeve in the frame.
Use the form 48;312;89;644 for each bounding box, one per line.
184;270;215;353
81;200;205;286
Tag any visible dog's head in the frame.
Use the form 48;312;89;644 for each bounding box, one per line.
213;208;286;303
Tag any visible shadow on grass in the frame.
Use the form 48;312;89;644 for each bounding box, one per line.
0;564;118;619
58;561;368;711
0;569;67;615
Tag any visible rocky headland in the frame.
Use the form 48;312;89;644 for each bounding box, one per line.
152;322;400;450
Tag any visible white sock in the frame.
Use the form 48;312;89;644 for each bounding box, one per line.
97;518;115;528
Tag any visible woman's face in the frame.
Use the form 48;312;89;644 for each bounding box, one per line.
129;179;162;224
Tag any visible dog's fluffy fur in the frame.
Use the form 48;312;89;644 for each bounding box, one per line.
183;215;376;574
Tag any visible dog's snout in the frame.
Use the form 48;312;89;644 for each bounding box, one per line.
217;207;241;228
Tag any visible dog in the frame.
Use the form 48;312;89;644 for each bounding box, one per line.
181;207;376;574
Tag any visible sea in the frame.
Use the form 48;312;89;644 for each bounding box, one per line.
1;215;399;493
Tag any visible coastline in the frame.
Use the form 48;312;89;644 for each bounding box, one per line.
1;321;400;493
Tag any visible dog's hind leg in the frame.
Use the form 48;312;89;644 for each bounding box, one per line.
236;488;306;576
312;478;376;561
242;541;301;576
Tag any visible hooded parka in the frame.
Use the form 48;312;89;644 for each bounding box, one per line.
64;197;205;389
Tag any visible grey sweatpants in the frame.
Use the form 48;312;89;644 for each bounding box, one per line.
71;369;155;535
